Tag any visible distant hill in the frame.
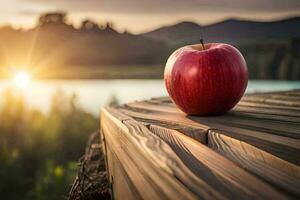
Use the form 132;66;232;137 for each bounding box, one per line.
141;17;300;80
142;16;300;48
0;12;169;70
141;21;202;47
0;12;299;80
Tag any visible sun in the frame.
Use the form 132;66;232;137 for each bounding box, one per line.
13;71;32;89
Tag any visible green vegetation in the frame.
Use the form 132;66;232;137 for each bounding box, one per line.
238;38;300;80
29;37;300;80
0;89;99;199
36;64;164;80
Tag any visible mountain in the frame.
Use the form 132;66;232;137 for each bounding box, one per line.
142;21;202;47
0;12;299;80
141;17;300;80
142;16;300;48
0;12;170;69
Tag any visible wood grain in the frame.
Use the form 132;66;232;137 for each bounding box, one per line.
101;108;289;199
101;108;221;200
120;102;300;165
100;90;300;199
148;125;289;199
208;130;300;197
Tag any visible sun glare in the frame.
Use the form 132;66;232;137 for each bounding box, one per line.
13;71;32;89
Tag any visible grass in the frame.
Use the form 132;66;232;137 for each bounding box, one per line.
0;89;100;199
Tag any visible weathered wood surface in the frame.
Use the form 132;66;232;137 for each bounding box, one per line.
69;132;110;200
100;90;300;200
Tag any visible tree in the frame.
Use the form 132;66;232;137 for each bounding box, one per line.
81;19;100;31
39;12;67;26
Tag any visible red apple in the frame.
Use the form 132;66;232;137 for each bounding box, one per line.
164;43;248;115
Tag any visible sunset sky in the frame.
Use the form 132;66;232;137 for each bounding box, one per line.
1;0;300;33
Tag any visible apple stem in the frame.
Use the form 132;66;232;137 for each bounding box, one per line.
200;38;205;50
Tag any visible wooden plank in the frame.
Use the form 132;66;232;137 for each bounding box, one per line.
101;107;221;200
148;125;289;199
119;106;208;144
128;99;300;123
246;93;300;101
188;117;300;165
101;107;289;199
127;101;300;139
106;146;142;200
101;90;300;199
242;95;300;107
208;130;300;197
285;90;300;96
206;112;300;139
229;109;300;124
238;101;300;111
244;90;300;98
120;103;300;165
234;106;300;119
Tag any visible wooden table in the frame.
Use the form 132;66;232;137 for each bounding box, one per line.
100;90;300;200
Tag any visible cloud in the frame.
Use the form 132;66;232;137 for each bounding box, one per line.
18;10;41;16
25;0;300;14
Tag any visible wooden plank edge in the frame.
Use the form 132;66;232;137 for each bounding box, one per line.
148;124;290;199
100;107;224;200
208;130;300;198
120;104;300;165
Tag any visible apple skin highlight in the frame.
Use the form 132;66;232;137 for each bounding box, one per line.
164;43;248;115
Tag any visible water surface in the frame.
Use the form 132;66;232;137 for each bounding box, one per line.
0;80;299;115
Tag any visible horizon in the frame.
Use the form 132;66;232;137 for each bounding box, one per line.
1;0;300;33
1;12;299;34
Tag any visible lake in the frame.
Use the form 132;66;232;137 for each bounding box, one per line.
1;80;300;115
